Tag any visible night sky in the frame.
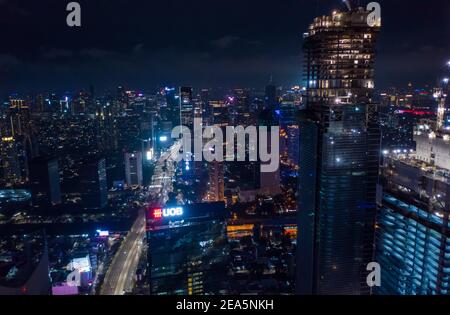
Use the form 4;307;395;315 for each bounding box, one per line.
0;0;449;94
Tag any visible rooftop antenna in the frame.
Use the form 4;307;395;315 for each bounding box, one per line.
342;0;352;11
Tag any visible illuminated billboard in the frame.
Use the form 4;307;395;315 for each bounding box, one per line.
151;206;183;219
146;149;154;161
96;229;109;237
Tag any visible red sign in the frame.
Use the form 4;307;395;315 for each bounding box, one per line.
152;208;163;219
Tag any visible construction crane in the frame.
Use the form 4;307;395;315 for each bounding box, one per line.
436;61;450;130
342;0;352;11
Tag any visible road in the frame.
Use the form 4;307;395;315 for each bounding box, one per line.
149;141;181;204
100;209;146;295
100;142;181;295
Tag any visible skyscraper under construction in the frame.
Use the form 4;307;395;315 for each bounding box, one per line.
296;5;381;294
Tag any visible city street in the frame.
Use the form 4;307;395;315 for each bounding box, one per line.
100;142;181;295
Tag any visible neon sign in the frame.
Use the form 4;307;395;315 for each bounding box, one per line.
163;207;183;217
152;208;163;219
151;207;183;219
96;230;109;237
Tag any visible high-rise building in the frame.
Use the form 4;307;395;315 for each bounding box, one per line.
375;153;450;295
206;161;224;202
124;152;143;186
95;99;118;152
296;7;381;295
163;87;179;128
29;156;61;209
78;157;107;209
146;202;229;295
258;109;281;197
228;89;251;126
8;98;30;137
180;87;194;129
201;89;212;124
265;83;278;111
0;136;23;187
117;86;128;111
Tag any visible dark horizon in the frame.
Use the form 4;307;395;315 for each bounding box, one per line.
0;0;449;94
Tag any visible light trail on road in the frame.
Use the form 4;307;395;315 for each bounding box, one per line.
100;141;181;295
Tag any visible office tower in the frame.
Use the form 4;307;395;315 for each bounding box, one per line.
265;82;278;111
89;85;95;101
59;96;70;114
29;156;61;209
46;93;60;113
6;97;39;169
142;138;155;165
208;100;227;127
124;152;143;186
201;89;212;124
258;109;281;197
34;94;45;113
117;86;128;111
163;87;179;128
8;98;30;137
71;91;90;115
296;7;381;295
228;89;252;126
95;99;118;152
78;157;107;209
146;202;229;295
206;161;224;202
180;87;194;129
0;135;23;187
280;92;301;170
280;123;300;171
375;151;450;295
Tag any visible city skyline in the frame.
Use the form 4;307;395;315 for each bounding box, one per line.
1;0;450;300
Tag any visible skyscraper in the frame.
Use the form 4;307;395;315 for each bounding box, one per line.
180;87;194;130
29;156;61;209
78;157;107;209
0;136;23;187
201;88;212;124
375;152;450;295
124;152;143;187
296;7;381;295
163;87;179;128
265;82;278;111
258;108;281;197
206;161;224;202
146;202;229;295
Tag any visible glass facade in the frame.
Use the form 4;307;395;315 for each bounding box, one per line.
147;202;229;295
296;9;380;295
375;195;450;295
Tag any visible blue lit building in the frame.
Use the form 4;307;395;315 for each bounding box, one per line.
375;155;450;295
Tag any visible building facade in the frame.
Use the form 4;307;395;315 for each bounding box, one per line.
296;7;381;295
124;152;143;187
375;155;450;295
146;202;229;295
